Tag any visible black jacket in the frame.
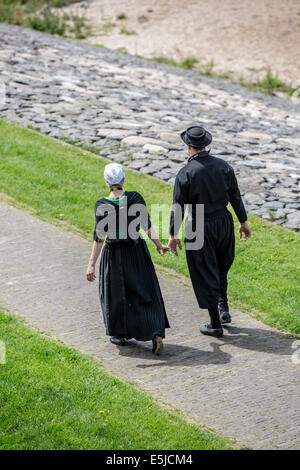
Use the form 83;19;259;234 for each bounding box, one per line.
169;151;247;236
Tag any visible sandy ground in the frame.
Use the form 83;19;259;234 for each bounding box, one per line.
62;0;300;86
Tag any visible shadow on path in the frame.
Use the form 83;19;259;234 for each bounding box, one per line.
114;324;292;367
116;341;231;367
221;324;293;355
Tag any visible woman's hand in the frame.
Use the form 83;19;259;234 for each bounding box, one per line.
146;227;170;256
86;241;103;281
156;243;170;256
86;264;96;282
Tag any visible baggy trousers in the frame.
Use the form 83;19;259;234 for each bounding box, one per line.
185;208;235;309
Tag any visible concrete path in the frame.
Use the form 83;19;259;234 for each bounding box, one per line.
0;200;299;449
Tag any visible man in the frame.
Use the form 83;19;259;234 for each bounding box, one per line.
168;126;251;338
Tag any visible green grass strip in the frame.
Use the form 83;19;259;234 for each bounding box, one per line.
0;308;230;450
0;119;299;336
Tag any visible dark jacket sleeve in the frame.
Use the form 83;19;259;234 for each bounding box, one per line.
93;201;106;243
169;171;187;236
228;166;247;223
135;192;152;232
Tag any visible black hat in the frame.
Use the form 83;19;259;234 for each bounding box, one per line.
180;126;212;148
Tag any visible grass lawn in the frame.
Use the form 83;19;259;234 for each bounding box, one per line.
0;308;230;450
0;119;299;336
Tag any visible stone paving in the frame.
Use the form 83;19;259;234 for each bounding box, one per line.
0;200;299;450
0;24;300;229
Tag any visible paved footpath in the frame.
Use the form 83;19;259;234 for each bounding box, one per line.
0;200;299;449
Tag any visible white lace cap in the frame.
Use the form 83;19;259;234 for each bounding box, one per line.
104;163;125;186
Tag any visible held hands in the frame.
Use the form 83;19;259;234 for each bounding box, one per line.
86;264;96;282
167;236;182;256
156;243;170;256
239;221;251;241
148;227;170;256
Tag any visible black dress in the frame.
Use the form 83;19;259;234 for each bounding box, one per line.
94;191;170;341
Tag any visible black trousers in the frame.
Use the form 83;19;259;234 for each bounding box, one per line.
185;209;235;309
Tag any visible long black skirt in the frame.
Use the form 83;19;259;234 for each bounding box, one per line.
185;208;235;309
99;237;170;341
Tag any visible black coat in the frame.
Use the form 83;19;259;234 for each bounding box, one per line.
169;151;247;236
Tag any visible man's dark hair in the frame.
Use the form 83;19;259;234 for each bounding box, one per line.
191;146;206;152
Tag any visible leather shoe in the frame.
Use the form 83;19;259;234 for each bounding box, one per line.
219;303;231;324
110;336;126;346
200;324;223;338
220;311;231;324
152;336;163;355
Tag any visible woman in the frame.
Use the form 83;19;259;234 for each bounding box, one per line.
86;163;170;355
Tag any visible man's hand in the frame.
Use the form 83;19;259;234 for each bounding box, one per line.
239;221;251;241
86;264;96;282
168;236;182;256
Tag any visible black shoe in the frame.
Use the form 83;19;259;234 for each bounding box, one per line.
200;324;223;338
110;336;126;346
152;336;163;355
220;311;231;324
219;303;231;324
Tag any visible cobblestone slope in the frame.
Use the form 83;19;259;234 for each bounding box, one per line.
0;23;299;229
